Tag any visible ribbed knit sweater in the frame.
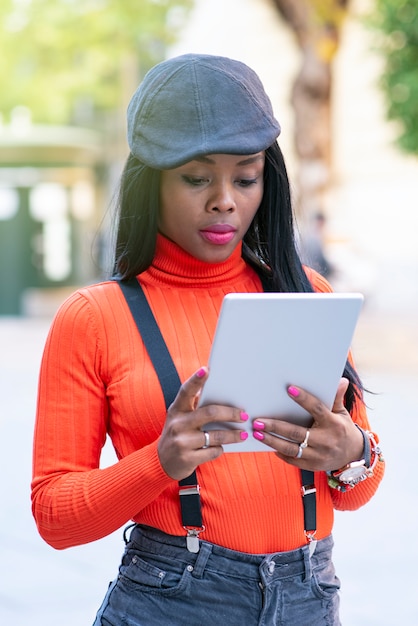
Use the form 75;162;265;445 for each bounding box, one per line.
32;235;384;551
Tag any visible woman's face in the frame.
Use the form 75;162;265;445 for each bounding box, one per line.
159;152;265;263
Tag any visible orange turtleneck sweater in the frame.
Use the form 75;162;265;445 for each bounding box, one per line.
32;235;384;551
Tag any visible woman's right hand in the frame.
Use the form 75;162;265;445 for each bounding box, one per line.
157;367;249;481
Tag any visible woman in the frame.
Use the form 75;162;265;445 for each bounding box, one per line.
32;54;384;625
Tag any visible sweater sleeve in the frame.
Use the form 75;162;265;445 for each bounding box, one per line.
31;291;174;550
328;391;385;510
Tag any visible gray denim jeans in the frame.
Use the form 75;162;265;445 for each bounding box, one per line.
92;525;341;626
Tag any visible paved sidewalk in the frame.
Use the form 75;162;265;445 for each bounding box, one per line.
0;312;417;625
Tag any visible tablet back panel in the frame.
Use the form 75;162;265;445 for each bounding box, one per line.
199;292;364;452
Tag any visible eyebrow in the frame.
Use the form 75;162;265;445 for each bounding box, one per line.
195;154;264;166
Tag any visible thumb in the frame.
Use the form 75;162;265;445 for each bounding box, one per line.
170;366;208;412
332;377;350;414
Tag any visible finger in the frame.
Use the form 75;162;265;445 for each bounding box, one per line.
252;417;307;444
252;427;329;471
252;424;309;459
197;428;248;451
286;384;330;424
173;368;250;429
197;404;250;431
332;377;349;414
170;366;208;412
162;425;249;481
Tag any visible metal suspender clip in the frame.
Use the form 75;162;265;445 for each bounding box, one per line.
183;525;206;553
179;485;200;497
301;484;316;497
179;482;205;553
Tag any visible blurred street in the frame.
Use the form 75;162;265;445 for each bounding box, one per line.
1;295;418;625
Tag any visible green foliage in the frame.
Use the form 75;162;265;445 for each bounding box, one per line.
370;0;418;155
0;0;193;126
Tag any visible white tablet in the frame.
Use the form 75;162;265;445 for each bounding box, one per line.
199;292;364;452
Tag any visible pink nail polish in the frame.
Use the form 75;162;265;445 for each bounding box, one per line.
196;367;206;378
240;431;248;441
240;411;249;421
253;420;265;430
253;430;264;441
288;385;300;398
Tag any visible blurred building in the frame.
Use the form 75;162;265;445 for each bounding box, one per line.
0;107;105;315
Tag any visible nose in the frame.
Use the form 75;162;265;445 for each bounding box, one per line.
206;181;236;213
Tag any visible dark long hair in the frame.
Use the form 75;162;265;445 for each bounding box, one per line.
113;155;161;277
112;143;363;410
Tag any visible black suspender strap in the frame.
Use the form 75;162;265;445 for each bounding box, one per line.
117;277;316;551
301;469;317;539
118;278;182;408
117;278;203;547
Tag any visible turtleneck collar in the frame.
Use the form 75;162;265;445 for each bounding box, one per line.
140;234;250;288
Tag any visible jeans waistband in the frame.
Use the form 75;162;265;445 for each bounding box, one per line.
127;525;334;583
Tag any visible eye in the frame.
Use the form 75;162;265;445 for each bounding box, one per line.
182;175;208;186
237;178;258;187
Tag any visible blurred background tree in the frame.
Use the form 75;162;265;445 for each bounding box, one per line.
0;0;192;129
270;0;350;220
0;0;192;314
368;0;418;156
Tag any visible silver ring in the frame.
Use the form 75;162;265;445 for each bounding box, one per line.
295;445;304;459
202;431;210;449
295;429;310;459
300;429;310;449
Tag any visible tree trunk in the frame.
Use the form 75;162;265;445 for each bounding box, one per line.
271;0;349;220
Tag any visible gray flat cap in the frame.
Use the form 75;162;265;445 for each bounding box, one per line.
127;53;281;169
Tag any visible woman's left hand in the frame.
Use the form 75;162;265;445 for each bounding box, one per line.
252;378;364;471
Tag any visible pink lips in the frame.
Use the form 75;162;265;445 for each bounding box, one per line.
200;224;237;245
